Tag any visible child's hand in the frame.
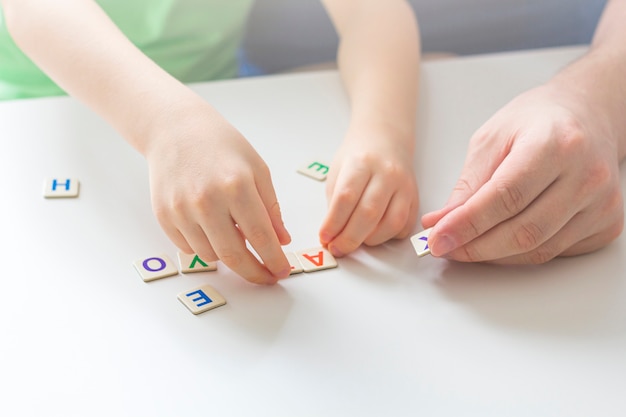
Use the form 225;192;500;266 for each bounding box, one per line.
144;102;292;284
319;125;419;257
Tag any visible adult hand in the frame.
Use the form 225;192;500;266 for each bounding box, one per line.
423;82;624;264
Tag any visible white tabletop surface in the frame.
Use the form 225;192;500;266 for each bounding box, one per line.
1;45;625;417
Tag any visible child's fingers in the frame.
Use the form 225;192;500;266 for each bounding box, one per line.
319;168;371;246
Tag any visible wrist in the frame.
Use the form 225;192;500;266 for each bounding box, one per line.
126;86;214;157
549;49;626;161
347;115;416;147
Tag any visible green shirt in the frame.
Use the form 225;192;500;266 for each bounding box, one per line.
0;0;254;100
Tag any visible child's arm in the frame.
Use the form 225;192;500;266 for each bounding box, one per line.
423;0;626;264
319;0;421;257
2;0;292;283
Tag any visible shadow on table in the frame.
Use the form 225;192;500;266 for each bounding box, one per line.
346;237;626;339
430;244;626;339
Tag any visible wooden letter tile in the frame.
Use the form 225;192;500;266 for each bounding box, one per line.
410;228;432;257
178;252;217;273
295;247;337;272
133;254;179;282
297;160;330;181
43;178;80;198
178;285;226;315
285;252;303;275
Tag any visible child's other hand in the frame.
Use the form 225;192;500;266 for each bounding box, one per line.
319;125;419;257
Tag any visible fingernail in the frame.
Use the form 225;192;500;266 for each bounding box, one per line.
319;232;332;245
432;235;456;256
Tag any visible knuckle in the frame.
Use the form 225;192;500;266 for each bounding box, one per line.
580;161;613;197
269;200;283;218
154;196;185;224
337;235;362;253
152;202;169;222
354;151;376;167
525;246;558;265
379;160;404;178
335;187;360;207
453;176;477;195
553;121;586;157
212;169;255;199
359;203;381;224
159;192;187;214
171;194;189;212
246;225;272;248
186;191;210;212
196;247;217;262
512;221;544;252
219;249;244;270
219;174;247;196
494;180;526;215
468;129;489;150
456;242;485;263
464;216;482;238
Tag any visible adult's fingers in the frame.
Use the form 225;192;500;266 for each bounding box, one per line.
422;127;510;227
428;142;560;257
439;176;575;262
483;209;623;264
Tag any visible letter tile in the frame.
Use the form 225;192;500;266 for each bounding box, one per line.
295;247;337;272
178;252;217;273
297;160;330;181
178;285;227;315
43;178;80;198
133;254;179;282
410;228;432;257
285;252;303;275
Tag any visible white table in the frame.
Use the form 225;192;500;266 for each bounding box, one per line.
2;46;625;417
